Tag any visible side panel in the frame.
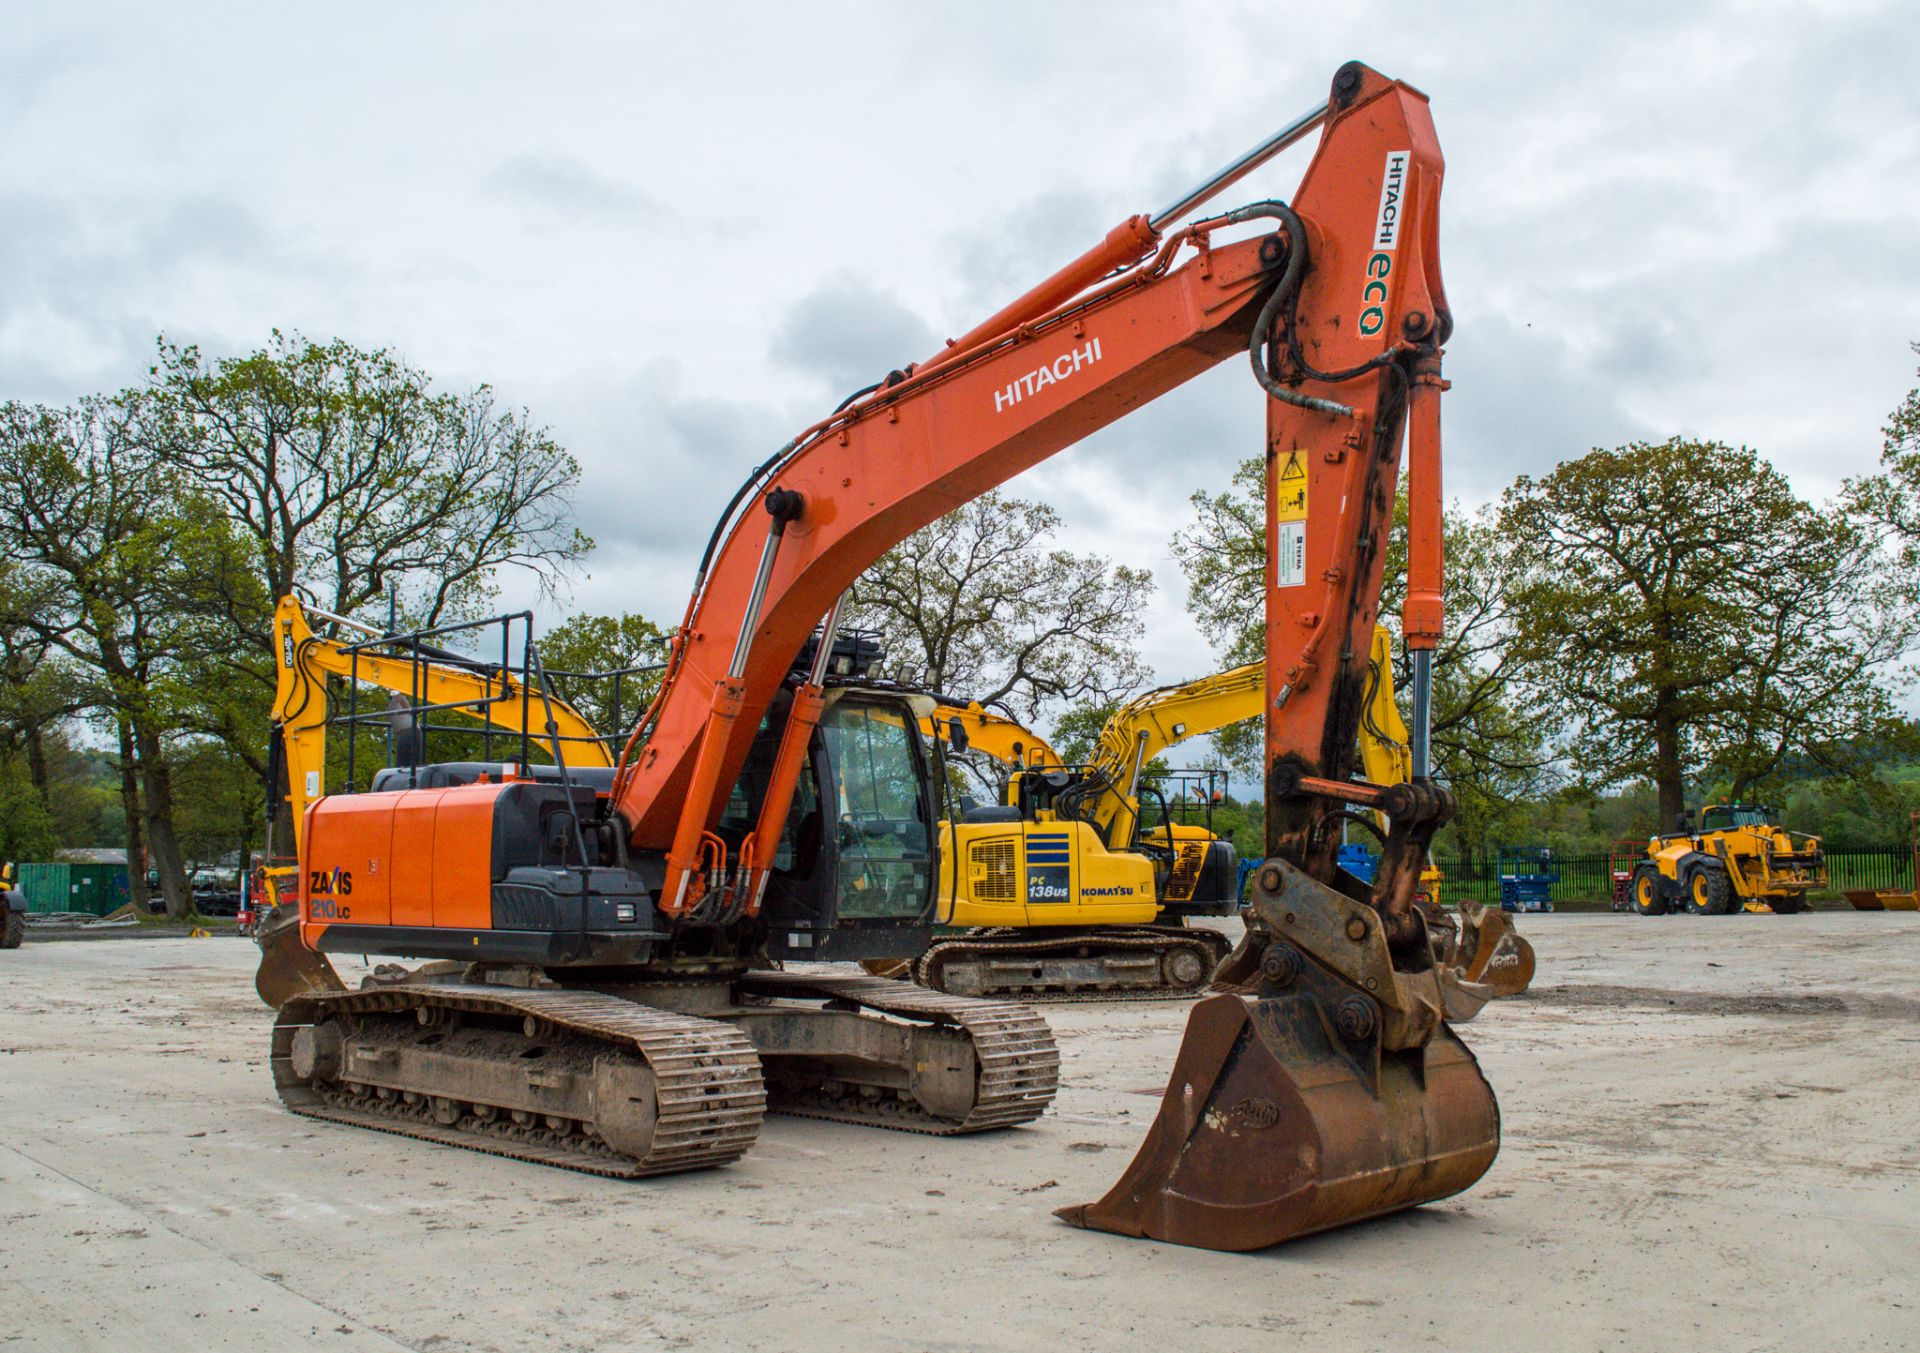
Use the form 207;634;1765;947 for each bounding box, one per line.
302;795;396;944
389;789;446;928
432;786;502;931
1058;822;1159;925
944;824;1028;928
946;820;1160;928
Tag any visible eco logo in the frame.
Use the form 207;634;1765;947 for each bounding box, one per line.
1358;150;1410;337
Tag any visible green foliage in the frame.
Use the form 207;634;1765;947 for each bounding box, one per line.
1171;457;1552;843
1846;342;1920;578
538;611;668;738
0;760;58;862
1500;437;1919;825
135;332;592;630
1049;699;1116;766
0;335;592;899
846;490;1154;724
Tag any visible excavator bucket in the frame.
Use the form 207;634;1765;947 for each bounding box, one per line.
1454;904;1536;999
1059;861;1499;1250
1846;889;1919;911
253;902;345;1009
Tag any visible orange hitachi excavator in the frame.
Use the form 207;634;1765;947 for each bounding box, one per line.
260;62;1497;1251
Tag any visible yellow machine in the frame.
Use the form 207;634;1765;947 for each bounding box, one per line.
923;700;1063;773
253;596;615;1000
1630;802;1826;915
913;634;1535;1000
2;862;24;950
909;669;1262;996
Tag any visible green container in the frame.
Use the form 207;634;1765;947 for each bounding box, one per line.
15;862;131;916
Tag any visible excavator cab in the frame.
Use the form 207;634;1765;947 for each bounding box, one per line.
749;689;942;959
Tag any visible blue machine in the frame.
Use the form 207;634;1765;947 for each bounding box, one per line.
1235;857;1264;906
1336;843;1379;885
1497;846;1557;913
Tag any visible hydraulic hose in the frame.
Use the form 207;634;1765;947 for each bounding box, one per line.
1236;202;1353;417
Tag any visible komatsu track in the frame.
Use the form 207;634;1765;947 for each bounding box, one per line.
271;969;1060;1178
914;926;1233;1001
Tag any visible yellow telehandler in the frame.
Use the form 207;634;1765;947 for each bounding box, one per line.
1630;802;1826;915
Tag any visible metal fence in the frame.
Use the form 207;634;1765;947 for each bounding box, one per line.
1431;846;1913;910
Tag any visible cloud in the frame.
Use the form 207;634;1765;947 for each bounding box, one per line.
766;277;938;397
483;154;658;219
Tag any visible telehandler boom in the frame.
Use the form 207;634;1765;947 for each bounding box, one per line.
264;62;1498;1251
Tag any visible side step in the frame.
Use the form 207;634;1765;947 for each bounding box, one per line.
732;970;1059;1133
915;926;1232;1001
272;985;765;1178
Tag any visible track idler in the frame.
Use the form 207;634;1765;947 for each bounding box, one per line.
1057;859;1499;1250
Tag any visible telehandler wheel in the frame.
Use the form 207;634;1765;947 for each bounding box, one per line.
1631;865;1668;916
1;908;23;949
1684;867;1734;916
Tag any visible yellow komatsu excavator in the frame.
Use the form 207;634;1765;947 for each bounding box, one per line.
900;670;1261;998
908;630;1531;1002
253;595;616;1005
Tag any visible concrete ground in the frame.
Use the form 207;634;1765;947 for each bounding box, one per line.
1;914;1915;1352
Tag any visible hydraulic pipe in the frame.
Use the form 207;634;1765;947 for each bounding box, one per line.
1148;101;1330;231
934;103;1328;368
1409;649;1433;782
1404;351;1446;781
665;490;806;913
730;489;805;680
740;593;849;916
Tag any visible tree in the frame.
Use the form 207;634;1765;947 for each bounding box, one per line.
131;333;594;843
0;399;255;914
137;333;592;629
1171;456;1552;842
0;761;58;864
844;491;1154;724
1848;343;1920;593
1499;437;1917;825
0;565;87;810
537;611;669;745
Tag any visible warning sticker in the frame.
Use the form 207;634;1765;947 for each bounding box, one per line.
1275;451;1308;522
1275;450;1307;588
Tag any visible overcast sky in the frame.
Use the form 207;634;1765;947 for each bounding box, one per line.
6;1;1918;719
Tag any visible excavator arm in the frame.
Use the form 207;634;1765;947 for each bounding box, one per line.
921;701;1062;771
1080;663;1263;844
611;72;1438;919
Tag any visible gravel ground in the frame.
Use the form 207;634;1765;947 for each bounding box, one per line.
0;914;1915;1351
